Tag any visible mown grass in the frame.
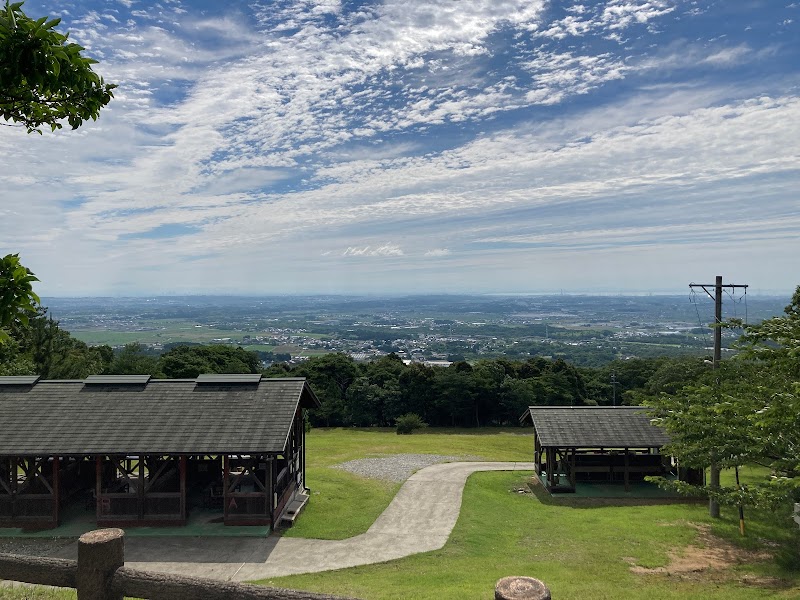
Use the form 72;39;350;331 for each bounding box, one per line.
264;428;800;600
284;427;531;540
0;588;75;600
264;471;800;599
304;427;532;467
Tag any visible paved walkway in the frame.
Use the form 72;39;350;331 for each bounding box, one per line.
52;461;534;581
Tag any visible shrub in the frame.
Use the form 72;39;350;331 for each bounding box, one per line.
396;412;428;435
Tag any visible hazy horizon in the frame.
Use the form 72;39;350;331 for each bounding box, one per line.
39;288;792;300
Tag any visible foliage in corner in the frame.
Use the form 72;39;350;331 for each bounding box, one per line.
0;253;39;343
0;0;116;133
649;285;800;515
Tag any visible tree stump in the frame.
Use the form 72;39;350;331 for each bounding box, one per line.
495;576;551;600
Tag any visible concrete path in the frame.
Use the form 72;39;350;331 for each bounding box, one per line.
50;461;533;581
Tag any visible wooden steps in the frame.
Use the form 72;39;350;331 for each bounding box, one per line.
278;492;309;528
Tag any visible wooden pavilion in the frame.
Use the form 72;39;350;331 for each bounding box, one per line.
0;374;318;530
521;406;677;493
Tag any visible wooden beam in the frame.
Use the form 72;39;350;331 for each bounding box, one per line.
53;456;60;526
180;456;187;522
268;457;274;526
569;449;576;490
624;448;630;492
138;457;145;520
223;456;230;521
95;457;102;522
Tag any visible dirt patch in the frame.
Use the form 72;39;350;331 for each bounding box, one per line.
628;524;788;588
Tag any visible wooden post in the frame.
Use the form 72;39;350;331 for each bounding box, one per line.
568;449;576;490
624;449;630;492
495;576;551;600
545;449;552;489
11;457;17;520
180;456;187;522
268;456;275;526
95;457;102;522
53;456;60;526
223;455;230;522
76;528;124;600
137;457;145;520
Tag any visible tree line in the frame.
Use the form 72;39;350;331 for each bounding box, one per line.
0;304;711;428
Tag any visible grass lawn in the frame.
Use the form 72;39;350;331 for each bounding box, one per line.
0;588;75;599
263;428;800;600
284;427;531;540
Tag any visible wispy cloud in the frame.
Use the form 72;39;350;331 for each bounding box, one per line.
1;0;798;295
342;244;405;257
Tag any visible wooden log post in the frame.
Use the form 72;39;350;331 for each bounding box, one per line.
495;576;551;600
76;528;125;600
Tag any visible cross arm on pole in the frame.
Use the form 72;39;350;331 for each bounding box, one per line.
690;282;749;302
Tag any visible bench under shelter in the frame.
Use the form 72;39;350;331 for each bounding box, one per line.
0;374;318;530
521;406;691;493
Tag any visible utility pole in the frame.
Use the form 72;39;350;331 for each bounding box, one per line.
689;275;748;519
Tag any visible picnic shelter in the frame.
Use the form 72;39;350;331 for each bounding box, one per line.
521;406;685;493
0;374;318;531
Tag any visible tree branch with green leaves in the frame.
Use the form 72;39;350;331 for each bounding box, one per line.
0;253;40;343
0;0;116;133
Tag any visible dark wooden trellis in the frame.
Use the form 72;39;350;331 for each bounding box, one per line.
96;455;186;527
0;456;60;528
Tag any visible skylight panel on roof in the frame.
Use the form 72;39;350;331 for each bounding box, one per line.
84;375;152;385
0;375;40;386
195;374;263;385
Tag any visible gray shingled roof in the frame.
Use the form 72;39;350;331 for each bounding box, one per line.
523;406;670;448
0;377;318;456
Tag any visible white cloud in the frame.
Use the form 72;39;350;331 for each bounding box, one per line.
1;0;798;295
342;244;405;257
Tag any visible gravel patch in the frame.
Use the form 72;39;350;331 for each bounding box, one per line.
334;453;481;482
0;537;73;557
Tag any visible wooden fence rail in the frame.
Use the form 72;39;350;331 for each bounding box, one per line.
0;553;77;588
0;528;552;600
0;529;357;600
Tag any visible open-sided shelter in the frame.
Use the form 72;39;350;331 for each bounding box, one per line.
0;374;318;530
521;406;675;493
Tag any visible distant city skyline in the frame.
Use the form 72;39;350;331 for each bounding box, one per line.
2;1;798;296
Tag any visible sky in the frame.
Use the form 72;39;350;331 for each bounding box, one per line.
2;0;799;296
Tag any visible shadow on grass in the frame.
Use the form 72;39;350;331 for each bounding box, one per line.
315;426;530;436
414;426;530;436
526;476;705;509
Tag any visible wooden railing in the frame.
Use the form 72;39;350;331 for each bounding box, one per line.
0;529;358;600
0;529;553;599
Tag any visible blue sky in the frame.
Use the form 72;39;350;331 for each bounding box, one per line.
2;0;798;296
